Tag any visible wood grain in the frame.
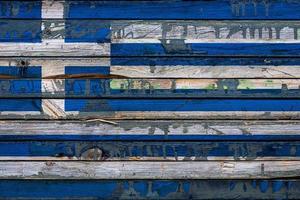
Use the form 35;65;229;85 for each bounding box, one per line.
0;161;300;179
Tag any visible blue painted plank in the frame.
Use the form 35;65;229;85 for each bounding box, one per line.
0;141;299;159
111;57;300;66
111;43;300;57
65;99;300;112
67;0;300;20
0;20;41;42
0;180;299;199
0;1;41;19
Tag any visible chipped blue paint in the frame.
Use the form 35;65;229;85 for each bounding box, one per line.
1;180;300;199
0;141;298;158
67;0;300;20
111;43;300;57
65;99;300;112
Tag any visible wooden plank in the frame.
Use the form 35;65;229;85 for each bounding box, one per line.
1;179;300;199
1;120;300;137
1;99;300;119
1;161;300;179
4;19;300;43
0;140;299;161
1;58;300;78
110;43;300;57
1;78;300;98
0;42;109;57
66;1;300;20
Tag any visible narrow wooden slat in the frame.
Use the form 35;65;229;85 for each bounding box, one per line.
0;140;298;161
66;1;300;20
0;42;109;57
1;161;300;179
1;179;300;199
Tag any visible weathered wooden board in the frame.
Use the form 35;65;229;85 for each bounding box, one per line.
1;179;300;199
0;140;299;161
1;78;300;98
1;161;300;179
3;1;300;20
65;1;300;20
4;19;300;43
1;120;300;138
2;99;300;119
2;57;300;78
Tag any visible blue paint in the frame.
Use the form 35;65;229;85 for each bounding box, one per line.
0;20;41;42
111;43;300;56
153;181;178;197
273;181;284;193
65;66;110;75
0;1;41;19
67;1;300;20
0;66;41;78
0;99;41;111
0;141;298;158
111;57;300;66
65;99;300;112
0;180;297;199
65;20;110;42
259;181;269;193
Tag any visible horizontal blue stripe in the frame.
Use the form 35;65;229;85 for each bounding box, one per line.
67;1;300;20
0;99;41;111
1;180;298;199
1;135;300;141
65;66;110;75
111;43;300;56
0;1;41;19
0;141;299;157
65;20;110;42
111;57;300;66
0;66;41;78
65;99;300;112
0;20;41;42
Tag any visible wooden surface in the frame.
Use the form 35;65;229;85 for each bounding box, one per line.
1;0;300;199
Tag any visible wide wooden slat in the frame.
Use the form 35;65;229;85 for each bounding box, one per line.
1;99;300;119
1;161;300;179
1;179;300;199
1;57;300;78
1;78;300;98
3;19;300;43
4;0;295;20
1;120;300;137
